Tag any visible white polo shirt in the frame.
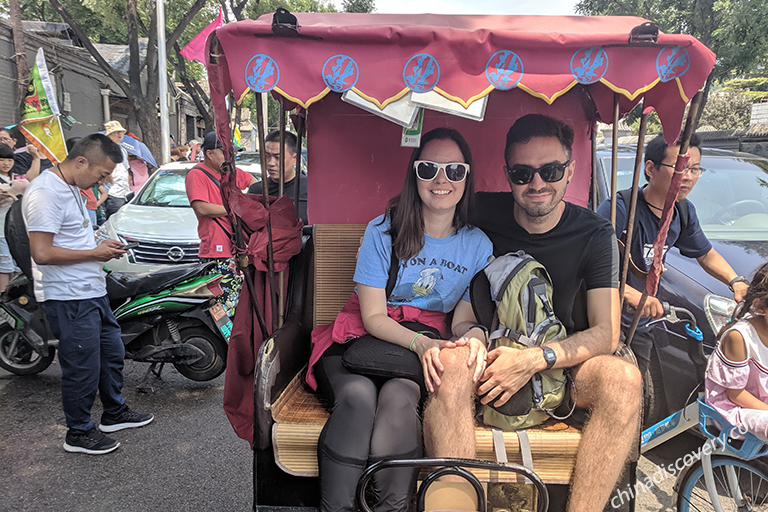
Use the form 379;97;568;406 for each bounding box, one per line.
22;170;107;302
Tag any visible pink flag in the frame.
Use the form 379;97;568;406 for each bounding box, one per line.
179;8;223;64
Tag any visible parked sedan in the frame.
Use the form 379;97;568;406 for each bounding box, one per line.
594;145;768;425
96;161;260;272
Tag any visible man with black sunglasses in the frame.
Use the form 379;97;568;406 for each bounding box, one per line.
428;114;641;512
596;133;747;418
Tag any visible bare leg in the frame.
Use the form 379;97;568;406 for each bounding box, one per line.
567;355;642;512
0;273;10;293
422;346;477;459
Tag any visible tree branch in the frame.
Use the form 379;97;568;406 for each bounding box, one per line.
172;41;214;130
166;0;207;51
47;0;132;95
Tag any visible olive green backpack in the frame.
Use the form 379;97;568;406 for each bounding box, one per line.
470;251;573;430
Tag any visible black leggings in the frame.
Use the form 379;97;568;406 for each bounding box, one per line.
315;343;422;512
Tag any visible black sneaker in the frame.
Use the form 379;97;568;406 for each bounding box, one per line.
99;407;154;433
64;428;120;455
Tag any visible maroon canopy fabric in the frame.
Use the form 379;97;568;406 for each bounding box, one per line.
220;169;303;446
211;13;715;144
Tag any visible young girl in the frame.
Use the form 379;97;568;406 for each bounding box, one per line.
306;128;493;512
706;261;768;441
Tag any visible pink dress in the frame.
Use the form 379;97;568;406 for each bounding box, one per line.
705;317;768;442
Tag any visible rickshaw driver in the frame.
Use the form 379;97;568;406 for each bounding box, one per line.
596;133;749;381
248;130;308;224
422;114;642;512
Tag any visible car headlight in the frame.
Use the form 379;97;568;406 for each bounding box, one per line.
704;294;737;336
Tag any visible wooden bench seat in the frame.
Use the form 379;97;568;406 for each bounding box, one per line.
269;224;581;485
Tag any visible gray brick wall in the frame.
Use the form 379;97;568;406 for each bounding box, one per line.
751;103;768;125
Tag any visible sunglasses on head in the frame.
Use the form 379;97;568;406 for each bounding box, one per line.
413;160;470;183
505;160;570;185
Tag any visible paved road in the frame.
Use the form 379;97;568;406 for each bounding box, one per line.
0;359;252;512
1;357;716;512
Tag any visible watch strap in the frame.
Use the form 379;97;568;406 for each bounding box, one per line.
728;275;749;291
542;346;556;370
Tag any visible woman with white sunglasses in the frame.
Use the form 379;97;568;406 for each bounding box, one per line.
306;127;493;512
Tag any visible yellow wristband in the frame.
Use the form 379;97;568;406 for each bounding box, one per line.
409;333;423;352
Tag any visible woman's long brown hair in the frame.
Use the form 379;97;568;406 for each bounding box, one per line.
382;127;475;261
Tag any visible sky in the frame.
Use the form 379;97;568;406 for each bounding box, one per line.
361;0;578;15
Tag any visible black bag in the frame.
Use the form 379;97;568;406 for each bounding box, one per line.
340;242;438;385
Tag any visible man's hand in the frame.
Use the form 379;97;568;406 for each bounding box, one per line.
478;346;543;407
640;295;665;319
733;281;748;303
26;144;42;160
92;239;128;261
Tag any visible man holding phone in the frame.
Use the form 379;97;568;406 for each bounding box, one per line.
23;134;153;455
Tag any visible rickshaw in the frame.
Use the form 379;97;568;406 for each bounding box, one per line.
202;11;716;511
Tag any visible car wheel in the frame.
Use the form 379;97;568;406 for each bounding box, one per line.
642;349;667;429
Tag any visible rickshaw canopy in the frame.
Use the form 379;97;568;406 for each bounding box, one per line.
206;13;715;223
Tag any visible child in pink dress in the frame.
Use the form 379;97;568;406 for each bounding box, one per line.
706;261;768;441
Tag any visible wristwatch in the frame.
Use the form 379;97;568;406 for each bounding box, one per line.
542;346;557;370
728;275;749;292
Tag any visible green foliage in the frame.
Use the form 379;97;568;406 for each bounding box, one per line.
698;91;753;129
342;0;375;13
624;103;662;135
245;0;336;21
575;0;768;81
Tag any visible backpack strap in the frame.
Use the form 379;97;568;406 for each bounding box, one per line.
385;245;398;299
193;165;232;239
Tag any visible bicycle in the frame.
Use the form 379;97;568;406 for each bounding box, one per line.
637;303;768;511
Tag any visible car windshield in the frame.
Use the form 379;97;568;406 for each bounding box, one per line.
603;154;768;241
136;168;191;207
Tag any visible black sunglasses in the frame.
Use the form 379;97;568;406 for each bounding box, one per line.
413;160;470;183
505;160;570;185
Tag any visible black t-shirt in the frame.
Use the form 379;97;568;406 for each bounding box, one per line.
472;192;619;334
11;151;51;177
248;174;308;224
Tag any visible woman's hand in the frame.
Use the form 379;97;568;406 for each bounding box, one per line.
456;331;488;383
412;335;455;393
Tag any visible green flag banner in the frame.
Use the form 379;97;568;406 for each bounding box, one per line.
20;48;67;163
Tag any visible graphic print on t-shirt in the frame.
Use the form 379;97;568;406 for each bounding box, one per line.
388;256;471;311
642;243;669;268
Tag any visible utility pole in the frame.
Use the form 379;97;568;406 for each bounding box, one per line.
8;0;29;113
156;0;171;164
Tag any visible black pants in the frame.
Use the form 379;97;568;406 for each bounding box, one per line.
315;343;422;512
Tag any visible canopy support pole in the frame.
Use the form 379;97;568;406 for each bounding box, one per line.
609;93;620;229
278;97;287;327
619;105;649;310
255;92;279;332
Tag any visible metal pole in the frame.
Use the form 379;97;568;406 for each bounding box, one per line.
255;93;279;331
277;97;286;327
609;93;620;229
156;0;171;165
619;107;648;309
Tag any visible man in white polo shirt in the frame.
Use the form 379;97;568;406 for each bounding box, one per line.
23;134;153;455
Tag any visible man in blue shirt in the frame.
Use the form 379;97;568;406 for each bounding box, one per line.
597;133;748;380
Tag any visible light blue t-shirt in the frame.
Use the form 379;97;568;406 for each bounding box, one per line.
354;214;493;313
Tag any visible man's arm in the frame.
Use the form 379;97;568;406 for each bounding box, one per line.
696;248;748;302
189;200;228;218
479;287;620;407
29;232;127;265
95;185;108;207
